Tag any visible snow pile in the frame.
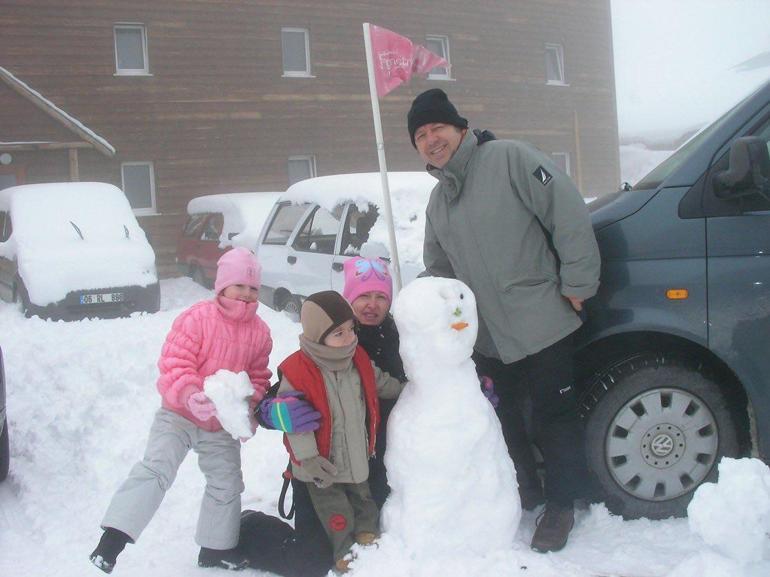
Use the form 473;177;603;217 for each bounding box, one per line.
688;457;770;562
0;182;157;305
667;457;770;577
203;369;254;440
187;192;281;250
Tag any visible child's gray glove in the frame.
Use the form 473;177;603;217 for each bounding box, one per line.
300;456;338;488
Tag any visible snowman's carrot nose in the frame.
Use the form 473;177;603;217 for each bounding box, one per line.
451;321;469;331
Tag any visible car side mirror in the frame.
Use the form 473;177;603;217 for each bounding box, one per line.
713;136;770;200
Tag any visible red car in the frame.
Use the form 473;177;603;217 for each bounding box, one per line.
177;192;281;288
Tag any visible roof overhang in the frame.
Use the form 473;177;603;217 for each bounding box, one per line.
0;66;115;157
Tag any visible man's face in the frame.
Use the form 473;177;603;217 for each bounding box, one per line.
413;123;467;168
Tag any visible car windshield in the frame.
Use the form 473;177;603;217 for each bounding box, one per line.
633;90;757;191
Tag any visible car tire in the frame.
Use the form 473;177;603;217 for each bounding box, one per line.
583;353;738;520
0;418;9;482
282;295;302;321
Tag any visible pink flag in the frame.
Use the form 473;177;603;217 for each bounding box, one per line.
369;25;447;98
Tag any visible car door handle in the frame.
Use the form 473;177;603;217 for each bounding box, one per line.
332;262;343;272
287;256;297;265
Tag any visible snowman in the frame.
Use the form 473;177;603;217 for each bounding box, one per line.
382;276;521;555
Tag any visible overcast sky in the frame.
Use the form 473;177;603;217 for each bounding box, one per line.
611;0;770;140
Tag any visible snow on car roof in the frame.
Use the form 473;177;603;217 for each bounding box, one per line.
282;171;437;211
187;191;282;250
3;182;144;245
281;172;438;268
0;182;156;305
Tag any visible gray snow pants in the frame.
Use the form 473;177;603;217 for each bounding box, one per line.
101;408;244;549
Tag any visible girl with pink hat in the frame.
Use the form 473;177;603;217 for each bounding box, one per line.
90;247;318;573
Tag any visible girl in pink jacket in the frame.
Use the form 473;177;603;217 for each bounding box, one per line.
90;247;272;573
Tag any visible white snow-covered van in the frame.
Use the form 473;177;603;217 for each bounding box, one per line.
0;182;160;320
257;172;436;316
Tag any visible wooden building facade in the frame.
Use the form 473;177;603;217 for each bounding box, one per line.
0;0;620;276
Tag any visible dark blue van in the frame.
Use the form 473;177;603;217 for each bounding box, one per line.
578;80;770;519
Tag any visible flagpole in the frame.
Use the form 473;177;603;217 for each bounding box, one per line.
363;22;403;292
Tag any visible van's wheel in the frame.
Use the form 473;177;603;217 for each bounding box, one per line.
0;418;9;482
583;353;738;519
282;295;302;321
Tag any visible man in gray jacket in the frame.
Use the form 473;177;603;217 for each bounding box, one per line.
407;88;600;553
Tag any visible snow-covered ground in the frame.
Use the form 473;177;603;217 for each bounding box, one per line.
2;277;768;577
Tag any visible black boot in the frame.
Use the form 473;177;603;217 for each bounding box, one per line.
198;547;250;571
530;502;574;553
89;528;131;574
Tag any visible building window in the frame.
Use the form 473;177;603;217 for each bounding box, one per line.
288;155;316;186
551;152;571;176
114;24;149;75
282;27;311;77
426;35;451;79
121;162;156;215
545;43;566;85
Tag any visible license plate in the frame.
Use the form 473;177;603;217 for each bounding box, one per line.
79;292;125;305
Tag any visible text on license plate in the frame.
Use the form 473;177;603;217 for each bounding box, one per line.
80;292;125;304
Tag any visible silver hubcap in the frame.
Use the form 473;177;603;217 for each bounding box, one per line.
605;388;719;501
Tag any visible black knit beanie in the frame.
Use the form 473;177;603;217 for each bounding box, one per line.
301;291;355;343
407;88;468;147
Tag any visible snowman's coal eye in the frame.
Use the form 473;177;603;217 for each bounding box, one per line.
460;293;464;300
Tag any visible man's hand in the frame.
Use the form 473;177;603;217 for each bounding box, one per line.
566;296;584;312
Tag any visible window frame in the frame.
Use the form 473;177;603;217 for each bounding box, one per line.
288;154;317;186
700;112;770;217
114;23;150;76
262;202;309;246
292;204;344;255
281;27;312;78
426;34;451;80
340;203;379;256
183;214;209;239
545;42;567;86
121;161;157;216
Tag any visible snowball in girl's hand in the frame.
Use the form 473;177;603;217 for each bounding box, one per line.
203;369;254;440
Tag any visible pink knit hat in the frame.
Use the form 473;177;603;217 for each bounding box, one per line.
342;256;393;305
214;247;262;294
